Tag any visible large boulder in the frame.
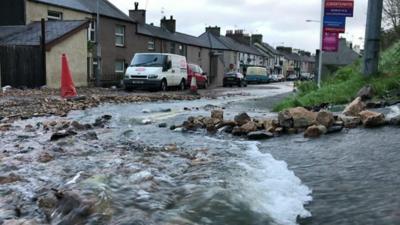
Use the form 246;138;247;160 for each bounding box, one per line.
343;97;366;116
240;121;258;134
278;110;293;128
211;110;224;121
304;125;327;138
263;119;279;133
357;85;374;100
247;131;274;140
339;115;361;128
316;111;335;128
359;110;386;128
289;107;317;128
234;112;251;126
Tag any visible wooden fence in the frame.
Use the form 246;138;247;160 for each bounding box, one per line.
0;45;45;88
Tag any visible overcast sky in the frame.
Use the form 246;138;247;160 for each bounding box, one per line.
109;0;368;52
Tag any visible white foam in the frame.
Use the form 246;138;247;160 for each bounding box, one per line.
233;141;312;225
387;105;400;119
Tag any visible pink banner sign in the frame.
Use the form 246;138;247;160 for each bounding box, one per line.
322;32;339;52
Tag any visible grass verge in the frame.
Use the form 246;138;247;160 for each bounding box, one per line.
273;41;400;112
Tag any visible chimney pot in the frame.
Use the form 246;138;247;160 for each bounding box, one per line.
134;2;139;10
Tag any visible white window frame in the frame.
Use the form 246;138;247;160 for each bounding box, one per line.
47;10;63;20
88;21;96;42
115;60;125;73
147;40;155;50
115;25;125;47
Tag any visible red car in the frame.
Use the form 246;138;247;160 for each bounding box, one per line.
187;63;208;89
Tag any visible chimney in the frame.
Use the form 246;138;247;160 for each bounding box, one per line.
161;15;176;33
251;34;263;45
206;26;221;37
129;2;146;24
226;29;251;45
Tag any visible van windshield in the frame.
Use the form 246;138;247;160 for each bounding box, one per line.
131;54;167;67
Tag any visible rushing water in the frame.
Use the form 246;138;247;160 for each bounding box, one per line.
1;85;399;225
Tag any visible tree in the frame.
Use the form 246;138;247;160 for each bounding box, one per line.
383;0;400;32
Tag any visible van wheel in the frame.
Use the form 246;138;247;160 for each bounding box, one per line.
179;79;186;91
160;79;167;92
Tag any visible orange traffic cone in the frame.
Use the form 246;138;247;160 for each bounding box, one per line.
190;77;198;94
61;54;78;99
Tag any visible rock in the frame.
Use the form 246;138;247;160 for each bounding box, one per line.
339;115;361;128
50;130;77;141
359;110;386;128
287;128;298;134
141;119;152;125
203;117;216;133
247;131;274;140
222;126;234;133
82;131;98;141
0;124;12;132
232;126;245;136
263;119;278;133
304;125;327;138
278;110;293;128
93;115;112;127
327;125;344;134
24;124;36;132
288;107;317;128
38;152;54;163
169;125;177;130
316;111;335;128
274;127;284;135
71;121;92;130
357;85;374;100
234;112;251;126
365;100;384;109
389;115;400;125
0;173;21;184
211;110;224;121
158;123;167;128
343;97;366;116
240;121;258;134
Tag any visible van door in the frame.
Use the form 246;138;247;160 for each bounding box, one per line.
164;55;177;86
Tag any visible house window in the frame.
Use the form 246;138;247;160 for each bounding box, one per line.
47;11;63;20
148;40;155;50
88;21;96;42
170;43;176;53
115;60;125;73
115;25;125;47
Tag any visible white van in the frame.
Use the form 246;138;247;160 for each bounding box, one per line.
124;53;188;91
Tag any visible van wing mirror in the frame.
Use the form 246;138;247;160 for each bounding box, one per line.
202;72;207;76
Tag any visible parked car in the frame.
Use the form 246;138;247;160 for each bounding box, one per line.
246;66;269;84
187;63;208;89
277;74;285;82
300;73;312;81
287;74;298;81
270;74;279;82
223;72;247;87
124;53;188;91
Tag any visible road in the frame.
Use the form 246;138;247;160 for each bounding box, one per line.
0;82;399;225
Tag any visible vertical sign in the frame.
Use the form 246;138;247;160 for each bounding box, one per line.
322;32;339;52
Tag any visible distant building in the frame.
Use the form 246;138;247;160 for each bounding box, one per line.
321;38;361;77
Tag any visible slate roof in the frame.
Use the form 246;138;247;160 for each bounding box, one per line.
137;24;212;48
29;0;133;22
0;20;89;46
198;32;265;56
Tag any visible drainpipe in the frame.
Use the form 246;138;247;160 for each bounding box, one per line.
40;18;47;85
95;0;102;87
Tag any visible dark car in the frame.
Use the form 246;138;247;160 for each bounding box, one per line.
223;72;247;87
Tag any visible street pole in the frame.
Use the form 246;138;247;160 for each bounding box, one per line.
362;0;384;76
96;0;102;87
317;0;325;88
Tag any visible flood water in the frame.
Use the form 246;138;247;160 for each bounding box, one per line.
1;84;399;225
